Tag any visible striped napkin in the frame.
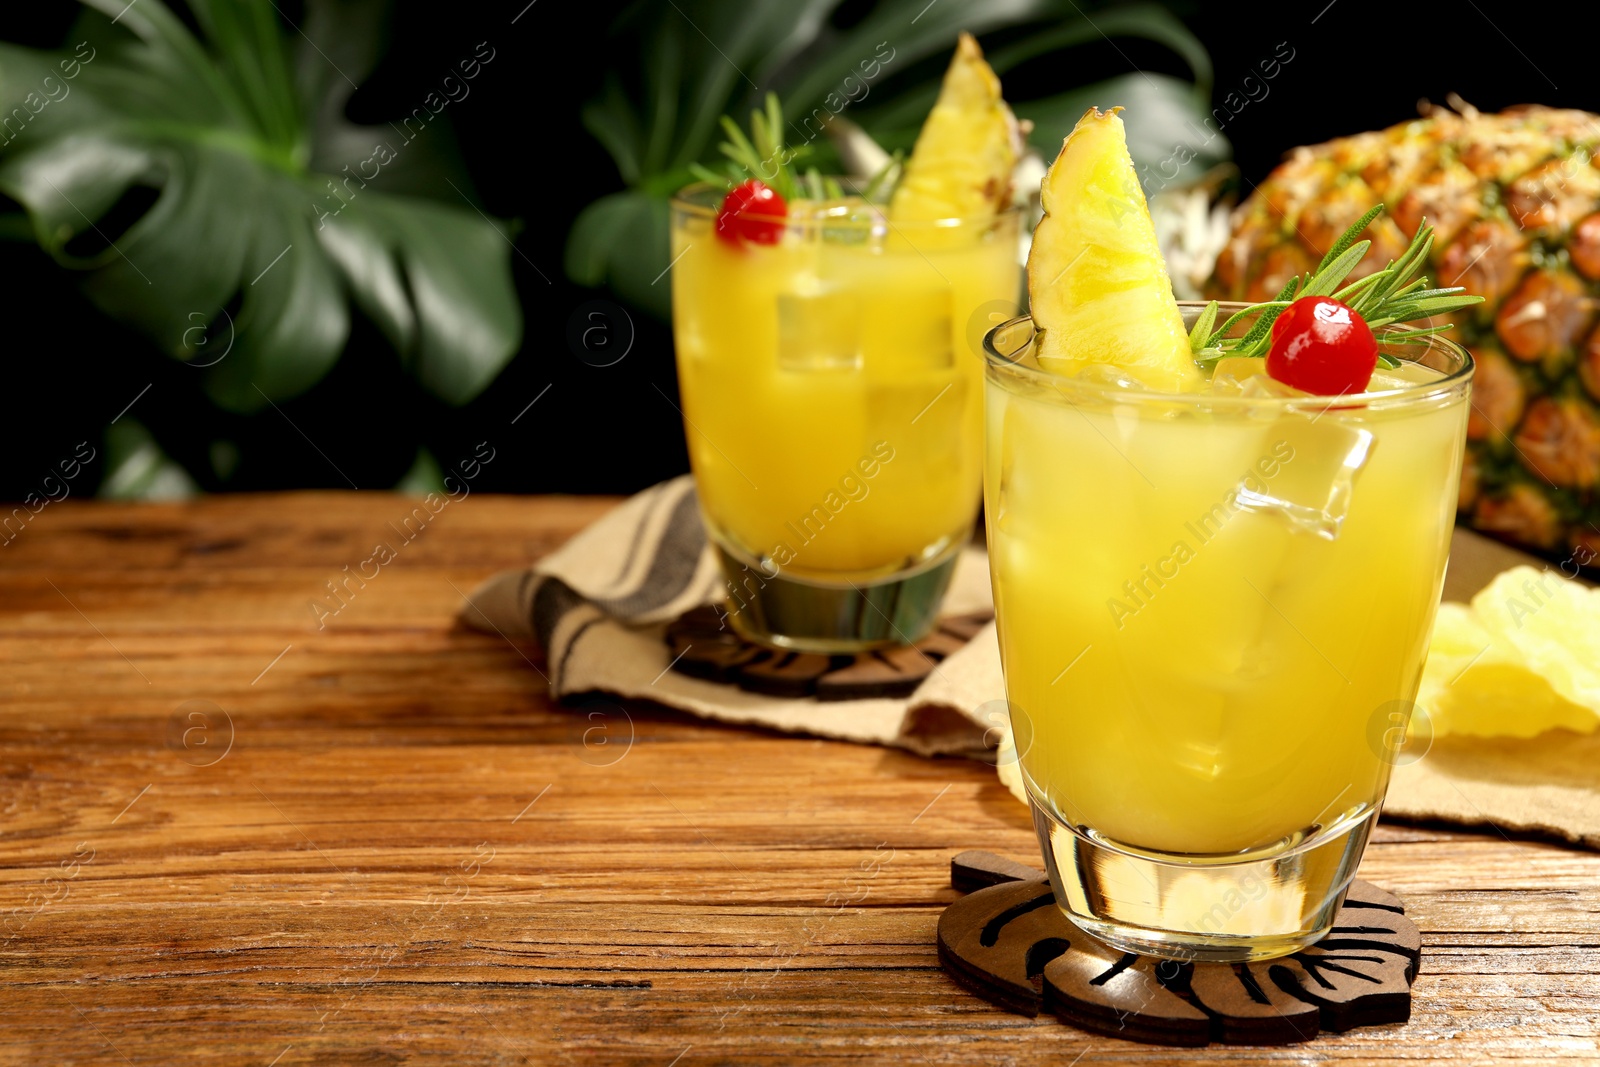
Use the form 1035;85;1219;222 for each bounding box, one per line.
458;476;1003;757
460;477;1600;850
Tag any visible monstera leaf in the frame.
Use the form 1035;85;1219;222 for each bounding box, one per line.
568;0;1225;320
0;0;521;414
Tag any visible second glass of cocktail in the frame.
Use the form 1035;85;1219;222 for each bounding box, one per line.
669;36;1023;651
671;191;1019;650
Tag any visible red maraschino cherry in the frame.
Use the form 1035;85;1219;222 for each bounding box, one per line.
1266;296;1379;395
715;179;787;246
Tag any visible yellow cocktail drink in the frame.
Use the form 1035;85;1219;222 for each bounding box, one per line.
670;186;1020;647
984;309;1472;960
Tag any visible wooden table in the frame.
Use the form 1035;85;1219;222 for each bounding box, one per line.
3;494;1597;1065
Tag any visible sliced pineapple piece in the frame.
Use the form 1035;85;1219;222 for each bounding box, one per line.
1470;565;1600;719
1028;107;1200;391
1417;567;1600;738
1415;603;1567;739
890;32;1020;224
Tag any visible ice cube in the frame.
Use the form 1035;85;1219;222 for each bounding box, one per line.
1073;363;1156;390
1238;374;1308;400
819;201;887;246
777;284;861;371
859;282;952;372
1233;411;1376;540
1209;356;1271;391
1205;357;1265;397
867;378;967;467
1366;361;1445;391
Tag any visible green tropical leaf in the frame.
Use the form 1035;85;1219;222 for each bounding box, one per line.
201;185;349;409
566;192;653;289
806;2;1212;145
596;194;672;322
1011;73;1229;183
101;419;200;500
0;0;522;414
353;194;524;405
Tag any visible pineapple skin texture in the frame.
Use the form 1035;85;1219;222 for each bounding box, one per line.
1207;105;1600;561
890;32;1021;223
1029;107;1199;391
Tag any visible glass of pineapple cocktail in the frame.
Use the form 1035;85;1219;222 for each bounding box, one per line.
987;107;1477;961
986;310;1470;961
669;34;1023;651
671;190;1020;650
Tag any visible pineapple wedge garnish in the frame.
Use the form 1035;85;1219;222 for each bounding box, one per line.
890;32;1021;223
1029;107;1200;390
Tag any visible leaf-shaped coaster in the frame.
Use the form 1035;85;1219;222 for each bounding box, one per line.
936;850;1421;1046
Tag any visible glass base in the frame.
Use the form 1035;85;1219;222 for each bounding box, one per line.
715;540;961;654
1031;797;1376;963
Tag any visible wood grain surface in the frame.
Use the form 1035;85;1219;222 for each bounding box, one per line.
1;493;1596;1065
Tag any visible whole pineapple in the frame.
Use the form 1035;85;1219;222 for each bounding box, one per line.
1207;101;1600;561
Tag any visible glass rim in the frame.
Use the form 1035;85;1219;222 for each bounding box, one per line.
670;179;1025;230
982;302;1475;411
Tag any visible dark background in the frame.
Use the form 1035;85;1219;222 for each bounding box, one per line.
2;0;1592;499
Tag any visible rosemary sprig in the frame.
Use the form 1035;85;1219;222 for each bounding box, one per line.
1190;205;1483;368
690;92;843;201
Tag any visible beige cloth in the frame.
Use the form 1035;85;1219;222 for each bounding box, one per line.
462;477;1600;849
1384;732;1600;849
1392;530;1600;848
458;477;999;757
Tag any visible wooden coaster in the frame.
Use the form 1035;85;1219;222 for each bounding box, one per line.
938;850;1421;1047
664;606;994;700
